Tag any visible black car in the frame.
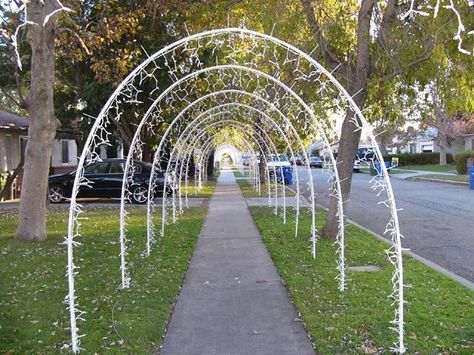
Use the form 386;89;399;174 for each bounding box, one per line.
309;156;323;168
48;159;169;204
289;154;303;166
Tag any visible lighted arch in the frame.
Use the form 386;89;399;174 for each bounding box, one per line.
66;28;405;353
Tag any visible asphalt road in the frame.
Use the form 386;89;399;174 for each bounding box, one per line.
296;167;474;283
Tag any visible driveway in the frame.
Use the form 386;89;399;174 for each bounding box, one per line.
296;167;474;282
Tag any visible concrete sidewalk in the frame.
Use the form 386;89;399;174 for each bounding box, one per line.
161;169;315;355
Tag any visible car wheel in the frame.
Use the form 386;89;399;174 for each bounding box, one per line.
49;184;65;204
131;185;148;204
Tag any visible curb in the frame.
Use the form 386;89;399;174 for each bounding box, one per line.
244;184;474;290
314;203;474;291
407;177;469;186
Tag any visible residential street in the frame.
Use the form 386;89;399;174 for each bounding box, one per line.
296;167;474;283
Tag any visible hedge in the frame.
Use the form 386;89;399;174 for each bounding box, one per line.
455;151;474;175
382;152;454;166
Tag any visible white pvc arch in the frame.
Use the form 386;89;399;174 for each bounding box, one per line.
215;144;241;166
120;66;339;297
170;115;285;215
142;90;318;241
66;28;405;353
162;118;283;227
154;104;305;234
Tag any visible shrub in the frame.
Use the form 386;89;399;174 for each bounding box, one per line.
455;151;474;175
382;152;453;166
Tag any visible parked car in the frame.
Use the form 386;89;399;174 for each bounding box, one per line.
309;156;323;168
353;147;375;172
290;153;309;166
48;159;171;204
294;154;303;165
266;154;291;169
321;153;363;172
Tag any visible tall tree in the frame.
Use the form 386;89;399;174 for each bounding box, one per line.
13;1;69;241
299;0;473;236
424;83;474;164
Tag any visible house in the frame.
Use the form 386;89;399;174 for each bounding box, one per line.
464;134;474;151
307;139;373;157
0;111;81;200
0;111;80;174
390;128;467;155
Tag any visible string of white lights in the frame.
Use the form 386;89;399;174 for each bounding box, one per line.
66;28;406;353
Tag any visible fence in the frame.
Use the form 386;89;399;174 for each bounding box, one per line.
0;171;20;201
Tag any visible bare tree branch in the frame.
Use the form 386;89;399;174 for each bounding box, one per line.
377;44;434;83
0;156;23;201
299;0;343;71
0;85;23;108
60;27;92;56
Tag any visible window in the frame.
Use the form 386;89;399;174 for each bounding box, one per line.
62;140;69;164
109;161;125;174
421;144;433;153
84;162;109;174
409;143;417;154
278;154;289;162
5;135;12;169
20;137;28;162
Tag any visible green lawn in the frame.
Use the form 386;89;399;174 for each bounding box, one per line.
232;168;296;197
412;174;469;183
179;179;217;197
0;205;206;353
250;207;474;353
396;164;457;173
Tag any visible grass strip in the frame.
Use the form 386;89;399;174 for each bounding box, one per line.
180;180;217;197
396;164;457;173
249;207;474;353
232;168;296;197
412;174;469;183
0;205;206;353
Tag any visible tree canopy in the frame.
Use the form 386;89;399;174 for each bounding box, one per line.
2;0;472;142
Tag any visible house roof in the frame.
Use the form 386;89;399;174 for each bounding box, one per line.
0;111;81;139
0;111;29;130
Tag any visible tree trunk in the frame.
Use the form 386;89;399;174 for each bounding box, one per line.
439;149;447;165
259;157;267;184
439;135;448;165
436;108;448;166
254;116;268;184
16;1;59;241
321;109;363;237
321;0;376;238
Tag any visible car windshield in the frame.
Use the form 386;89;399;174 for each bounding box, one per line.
84;163;109;174
278;155;289;162
109;161;125;173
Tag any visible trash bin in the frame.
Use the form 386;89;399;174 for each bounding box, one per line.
282;166;293;185
275;166;293;185
374;161;392;176
469;166;474;190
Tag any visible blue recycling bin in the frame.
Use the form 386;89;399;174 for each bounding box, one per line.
275;166;293;185
469;166;474;190
282;166;293;185
375;161;392;176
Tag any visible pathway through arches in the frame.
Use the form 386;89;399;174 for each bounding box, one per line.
161;167;314;355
